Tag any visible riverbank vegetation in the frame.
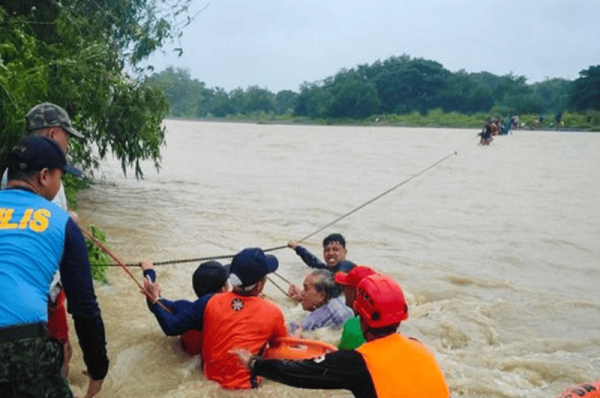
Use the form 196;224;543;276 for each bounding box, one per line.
1;0;201;280
0;1;192;177
148;60;600;132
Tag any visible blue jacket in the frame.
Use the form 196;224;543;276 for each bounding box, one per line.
143;269;213;336
0;187;109;380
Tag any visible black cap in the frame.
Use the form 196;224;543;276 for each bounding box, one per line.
8;136;83;177
228;248;279;288
192;261;230;298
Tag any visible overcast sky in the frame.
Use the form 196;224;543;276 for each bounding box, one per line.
143;0;600;93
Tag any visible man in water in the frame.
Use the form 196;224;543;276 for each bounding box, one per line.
232;274;450;398
141;247;287;389
287;233;354;301
0;136;108;398
289;269;353;337
140;260;230;358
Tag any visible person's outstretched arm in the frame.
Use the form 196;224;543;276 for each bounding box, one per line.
60;218;109;398
288;241;327;269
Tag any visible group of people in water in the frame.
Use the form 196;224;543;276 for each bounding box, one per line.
138;233;451;396
478;115;518;145
0;102;596;398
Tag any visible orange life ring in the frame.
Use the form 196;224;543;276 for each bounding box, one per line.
263;337;337;360
556;381;600;398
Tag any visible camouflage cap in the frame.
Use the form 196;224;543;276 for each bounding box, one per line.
25;102;84;139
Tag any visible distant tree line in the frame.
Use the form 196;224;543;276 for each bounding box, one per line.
147;55;600;120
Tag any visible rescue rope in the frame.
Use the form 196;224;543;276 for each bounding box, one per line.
263;150;458;253
90;151;458;277
81;226;172;313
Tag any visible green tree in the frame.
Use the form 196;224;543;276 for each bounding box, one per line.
371;56;450;114
531;78;572;112
146;67;211;118
438;70;494;114
0;0;197;177
370;55;412;113
569;65;600;111
293;82;332;119
209;88;233;117
325;69;379;119
244;86;275;115
275;90;298;115
228;88;246;115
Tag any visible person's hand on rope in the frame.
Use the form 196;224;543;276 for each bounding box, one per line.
287;241;299;250
140;274;162;304
287;283;303;302
139;259;154;271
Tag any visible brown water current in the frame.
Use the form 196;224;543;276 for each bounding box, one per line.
70;120;600;398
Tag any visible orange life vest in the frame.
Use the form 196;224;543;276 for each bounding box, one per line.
356;333;450;398
201;291;287;389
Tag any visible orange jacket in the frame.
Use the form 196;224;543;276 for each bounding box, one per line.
357;333;450;398
202;291;287;389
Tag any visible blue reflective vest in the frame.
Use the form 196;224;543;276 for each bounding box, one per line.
0;189;69;326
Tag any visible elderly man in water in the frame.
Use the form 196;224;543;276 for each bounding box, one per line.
289;269;353;337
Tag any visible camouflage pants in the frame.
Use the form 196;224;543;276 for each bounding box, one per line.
0;335;72;398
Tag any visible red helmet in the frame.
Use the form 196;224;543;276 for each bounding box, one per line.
353;274;408;329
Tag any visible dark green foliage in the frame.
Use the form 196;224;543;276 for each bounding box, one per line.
85;225;111;284
569;65;600;111
1;1;196;282
209;88;234;117
275;90;298;115
0;0;195;177
437;70;494;114
368;56;450;114
143;54;596;128
243;86;276;114
146;67;212;118
531;78;571;112
325;69;379;119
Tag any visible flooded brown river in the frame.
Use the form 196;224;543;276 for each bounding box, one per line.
70;120;599;398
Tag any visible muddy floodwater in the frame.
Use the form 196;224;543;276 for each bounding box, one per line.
71;120;600;398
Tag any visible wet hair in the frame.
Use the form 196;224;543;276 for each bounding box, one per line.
192;261;229;298
310;269;342;300
322;233;346;248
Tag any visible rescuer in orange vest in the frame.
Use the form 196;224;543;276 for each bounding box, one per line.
232;274;451;398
